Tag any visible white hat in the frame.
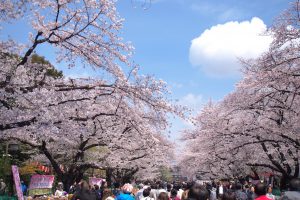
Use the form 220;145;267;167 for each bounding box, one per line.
122;183;133;193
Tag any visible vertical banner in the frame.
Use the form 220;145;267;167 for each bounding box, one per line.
12;165;24;200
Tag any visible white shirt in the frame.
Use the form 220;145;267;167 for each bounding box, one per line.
136;189;144;200
141;197;154;200
150;189;157;200
177;189;184;199
55;190;64;197
219;186;224;195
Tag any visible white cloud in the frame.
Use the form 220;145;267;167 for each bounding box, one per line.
189;17;273;77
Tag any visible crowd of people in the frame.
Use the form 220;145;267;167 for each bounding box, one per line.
50;178;300;200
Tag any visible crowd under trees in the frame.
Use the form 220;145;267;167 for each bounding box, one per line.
0;0;300;191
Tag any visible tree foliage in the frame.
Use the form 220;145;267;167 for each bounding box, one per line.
181;1;300;186
0;0;184;190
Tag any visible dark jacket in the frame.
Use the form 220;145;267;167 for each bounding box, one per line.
235;190;248;200
71;189;98;200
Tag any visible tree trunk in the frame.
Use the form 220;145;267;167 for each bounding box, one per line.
106;168;113;187
62;174;76;192
57;168;85;192
280;175;292;190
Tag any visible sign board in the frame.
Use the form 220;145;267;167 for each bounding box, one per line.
29;175;55;189
12;165;24;200
28;188;53;196
89;177;103;187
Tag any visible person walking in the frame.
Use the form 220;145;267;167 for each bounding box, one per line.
71;181;97;200
141;188;154;200
254;183;271;200
266;186;275;200
170;189;180;200
235;184;248;200
188;182;210;200
157;192;170;200
116;183;135;200
21;181;27;195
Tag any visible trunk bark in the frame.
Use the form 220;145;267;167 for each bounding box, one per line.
280;175;292;190
62;174;76;192
55;167;85;192
106;168;113;187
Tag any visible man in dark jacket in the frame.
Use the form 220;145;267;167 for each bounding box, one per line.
235;183;248;200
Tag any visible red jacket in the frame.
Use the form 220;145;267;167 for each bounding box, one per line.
255;195;272;200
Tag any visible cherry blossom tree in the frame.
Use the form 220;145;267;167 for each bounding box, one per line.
181;1;300;187
0;0;134;88
0;52;180;189
0;0;183;189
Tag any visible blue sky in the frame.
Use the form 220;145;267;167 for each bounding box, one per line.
115;0;291;141
1;0;292;142
116;0;288;100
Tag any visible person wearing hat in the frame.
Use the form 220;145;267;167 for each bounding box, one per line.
116;183;135;200
55;182;65;197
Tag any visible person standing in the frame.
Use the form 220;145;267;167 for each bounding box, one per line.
244;185;254;200
21;181;27;195
71;181;97;200
218;183;224;200
150;183;158;200
93;184;101;200
175;184;184;200
280;178;300;200
54;182;65;197
254;183;271;200
136;184;145;200
266;186;275;200
188;182;210;200
116;183;135;200
113;183;122;198
141;188;154;200
0;179;6;195
222;191;237;200
170;189;180;200
157;192;170;200
235;184;248;200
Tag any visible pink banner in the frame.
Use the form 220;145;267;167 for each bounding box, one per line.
12;165;24;200
89;177;103;187
29;175;55;189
